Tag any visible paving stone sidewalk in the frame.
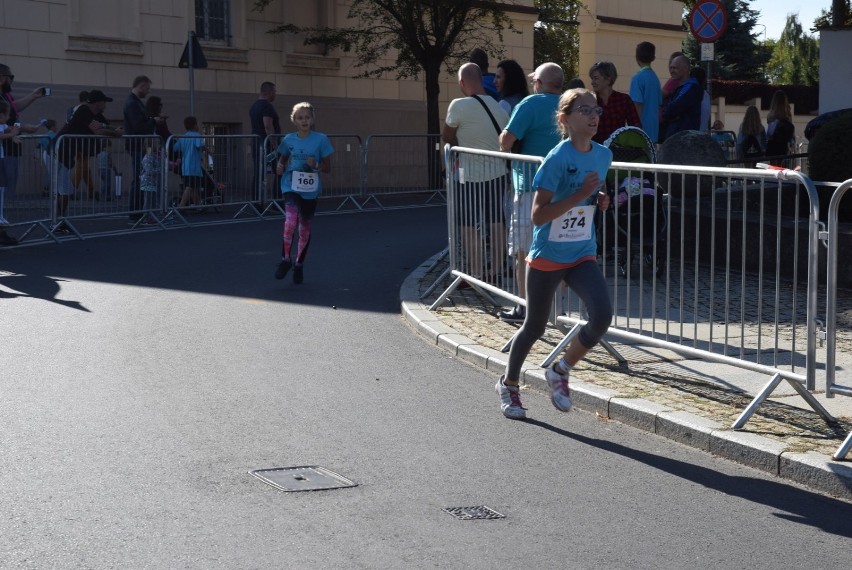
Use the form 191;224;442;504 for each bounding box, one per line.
401;252;852;502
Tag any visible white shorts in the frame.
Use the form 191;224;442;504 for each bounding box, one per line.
56;164;75;196
508;191;534;256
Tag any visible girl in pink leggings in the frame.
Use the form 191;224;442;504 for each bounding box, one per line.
274;102;334;284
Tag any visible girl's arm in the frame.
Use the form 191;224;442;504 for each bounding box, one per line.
275;153;289;175
531;171;602;226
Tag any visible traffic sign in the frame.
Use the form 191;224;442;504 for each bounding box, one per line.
689;0;728;43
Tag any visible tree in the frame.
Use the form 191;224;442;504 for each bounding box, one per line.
765;14;820;86
534;1;584;79
681;0;769;81
813;0;852;30
253;0;516;137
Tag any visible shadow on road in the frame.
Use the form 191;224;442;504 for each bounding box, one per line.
523;417;852;538
0;208;447;314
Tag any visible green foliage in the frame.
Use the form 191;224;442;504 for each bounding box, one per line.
809;111;852;183
813;0;852;30
681;0;769;81
534;1;585;78
765;14;820;86
253;0;516;135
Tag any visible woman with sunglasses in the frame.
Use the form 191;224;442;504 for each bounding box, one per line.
589;61;640;144
496;88;613;420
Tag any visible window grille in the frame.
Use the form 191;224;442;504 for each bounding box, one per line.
195;0;230;44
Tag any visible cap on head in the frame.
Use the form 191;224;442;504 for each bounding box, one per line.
87;90;113;103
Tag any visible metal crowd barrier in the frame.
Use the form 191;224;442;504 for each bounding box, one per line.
431;144;839;434
822;177;852;459
361;134;445;209
1;132;452;245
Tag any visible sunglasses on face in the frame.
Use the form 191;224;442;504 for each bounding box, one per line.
570;105;604;117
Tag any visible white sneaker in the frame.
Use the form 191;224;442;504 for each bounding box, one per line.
495;376;526;420
545;365;572;412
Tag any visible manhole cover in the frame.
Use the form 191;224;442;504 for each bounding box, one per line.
442;506;506;520
250;466;357;492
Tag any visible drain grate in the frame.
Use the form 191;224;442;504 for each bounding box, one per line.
442;506;506;520
250;466;357;492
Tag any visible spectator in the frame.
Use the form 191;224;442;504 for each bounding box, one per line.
173;116;206;209
123;75;160;220
146;96;172;142
273;102;334;285
498;62;564;323
629;41;663;143
66;91;88;123
736;105;767;165
766;90;795;161
494;59;528;115
589;61;640;144
0;99;20;245
469;48;500;100
249;81;280;198
566;77;586;89
660;55;702;141
0;63;47;199
97;140;119;201
140;143;163;223
495;87;613;420
54;90;123;228
442;62;509;289
691;66;711;133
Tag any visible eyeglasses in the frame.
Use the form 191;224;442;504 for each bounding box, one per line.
570;105;604;117
1;74;13;81
529;77;541;85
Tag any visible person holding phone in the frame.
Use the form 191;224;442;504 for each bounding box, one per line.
0;63;48;199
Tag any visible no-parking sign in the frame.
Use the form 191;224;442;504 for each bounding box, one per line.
689;0;728;43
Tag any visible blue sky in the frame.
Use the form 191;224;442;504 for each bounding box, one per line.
748;0;829;39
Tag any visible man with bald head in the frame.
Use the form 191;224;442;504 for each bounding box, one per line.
496;62;564;323
443;62;510;289
660;54;702;141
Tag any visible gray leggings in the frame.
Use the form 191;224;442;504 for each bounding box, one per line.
506;260;612;381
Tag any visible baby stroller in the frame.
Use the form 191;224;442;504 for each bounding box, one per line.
602;126;667;278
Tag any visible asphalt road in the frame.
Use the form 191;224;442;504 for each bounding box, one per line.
2;207;850;569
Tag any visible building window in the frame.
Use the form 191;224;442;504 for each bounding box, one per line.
196;0;230;44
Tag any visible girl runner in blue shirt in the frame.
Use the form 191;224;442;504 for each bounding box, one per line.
496;88;613;420
274;102;334;284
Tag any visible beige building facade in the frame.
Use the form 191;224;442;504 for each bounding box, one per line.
1;0;687;137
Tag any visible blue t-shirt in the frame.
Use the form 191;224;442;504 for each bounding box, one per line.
629;66;662;143
277;131;335;200
173;131;205;176
505;93;561;193
528;139;613;264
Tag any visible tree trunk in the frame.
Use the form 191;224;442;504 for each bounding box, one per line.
424;60;443;189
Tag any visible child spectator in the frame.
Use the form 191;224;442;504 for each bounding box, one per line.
140;144;162;223
172;116;206;208
273;102;334;284
97;140;119;201
736;105;767;165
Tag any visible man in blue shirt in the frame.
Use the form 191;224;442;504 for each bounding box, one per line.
497;62;564;323
629;41;662;143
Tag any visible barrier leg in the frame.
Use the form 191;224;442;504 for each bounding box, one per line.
733;373;837;430
833;431;852;461
428;275;463;311
541;324;582;368
420;266;451;300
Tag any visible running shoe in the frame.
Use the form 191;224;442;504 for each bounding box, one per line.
544;365;572;412
495;376;526;420
274;260;292;280
499;305;526;323
293;265;304;284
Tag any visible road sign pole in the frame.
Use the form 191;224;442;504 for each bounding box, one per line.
188;31;195;117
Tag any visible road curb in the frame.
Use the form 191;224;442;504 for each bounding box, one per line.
401;251;852;502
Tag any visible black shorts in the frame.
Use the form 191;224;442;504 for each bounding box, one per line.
454;175;507;227
182;175;204;189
